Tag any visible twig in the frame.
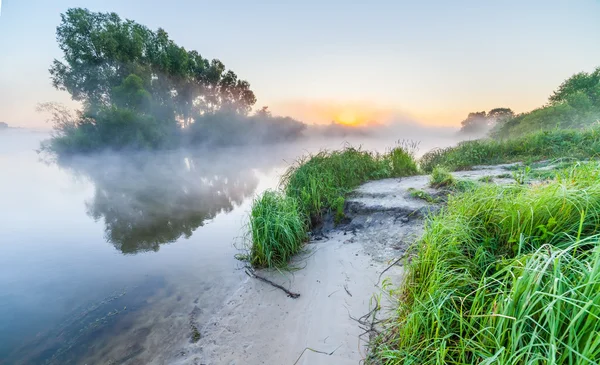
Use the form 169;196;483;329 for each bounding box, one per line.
343;284;353;297
376;255;404;286
245;269;300;299
328;290;340;297
292;344;342;365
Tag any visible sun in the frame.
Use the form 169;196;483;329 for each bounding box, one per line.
337;111;358;125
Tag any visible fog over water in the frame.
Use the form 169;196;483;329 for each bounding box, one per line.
0;125;458;364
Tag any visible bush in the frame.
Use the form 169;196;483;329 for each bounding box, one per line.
247;190;307;268
369;162;600;364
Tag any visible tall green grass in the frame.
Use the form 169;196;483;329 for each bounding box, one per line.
420;127;600;172
247;145;419;268
282;146;418;223
429;167;455;188
247;190;307;268
370;162;600;364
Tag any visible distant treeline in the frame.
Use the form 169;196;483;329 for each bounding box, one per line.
41;8;306;156
458;67;600;138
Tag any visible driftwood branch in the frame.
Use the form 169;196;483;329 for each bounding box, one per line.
245;268;300;299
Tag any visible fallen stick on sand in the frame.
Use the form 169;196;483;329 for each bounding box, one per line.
292;344;342;365
244;268;301;299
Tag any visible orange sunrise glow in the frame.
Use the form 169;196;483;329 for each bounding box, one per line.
336;111;359;125
271;101;397;127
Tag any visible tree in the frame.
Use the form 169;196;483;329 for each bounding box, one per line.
549;67;600;106
50;8;257;124
459;111;488;135
459;108;514;135
487;108;514;122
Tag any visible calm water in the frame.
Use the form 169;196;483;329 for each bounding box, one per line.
0;129;291;364
0;128;456;364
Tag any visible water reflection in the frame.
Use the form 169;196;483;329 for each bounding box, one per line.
63;150;262;254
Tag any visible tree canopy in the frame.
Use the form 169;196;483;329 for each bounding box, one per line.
50;8;256;124
459;108;514;135
43;8;304;156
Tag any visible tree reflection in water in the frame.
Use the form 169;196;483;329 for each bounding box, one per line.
61;149;269;254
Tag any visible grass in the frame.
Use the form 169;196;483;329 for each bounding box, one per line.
282;145;419;223
369;162;600;364
429;167;455;188
246;144;419;268
420;127;600;172
247;190;308;268
407;188;435;203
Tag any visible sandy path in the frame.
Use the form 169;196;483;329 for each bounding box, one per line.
179;232;401;365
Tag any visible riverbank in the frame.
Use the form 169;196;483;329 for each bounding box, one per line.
178;164;521;364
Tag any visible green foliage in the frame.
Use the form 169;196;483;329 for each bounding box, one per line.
477;175;493;183
386;146;419;176
247;145;419;268
550;67;600;105
452;179;476;192
43;8;307;156
459;108;514;135
247;191;307;268
370;163;600;364
51;8;256;118
407;188;435;203
492;67;600;138
429;167;455;188
282;146;418;222
420;127;600;172
41;104;179;155
511;166;531;184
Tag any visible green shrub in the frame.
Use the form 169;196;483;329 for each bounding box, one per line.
247;190;307;268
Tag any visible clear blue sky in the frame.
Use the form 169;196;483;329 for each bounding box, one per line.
1;0;600;127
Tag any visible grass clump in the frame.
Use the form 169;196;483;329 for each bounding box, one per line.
282;145;418;223
369;162;600;364
429;167;455;188
477;175;494;183
452;179;477;192
420;127;600;172
407;188;435;203
247;190;307;268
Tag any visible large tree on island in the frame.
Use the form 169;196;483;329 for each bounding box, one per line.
49;8;256;127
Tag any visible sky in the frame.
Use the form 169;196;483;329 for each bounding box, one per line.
1;0;600;129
